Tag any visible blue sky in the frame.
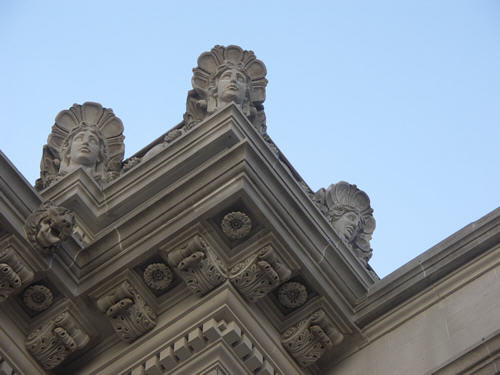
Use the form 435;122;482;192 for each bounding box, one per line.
1;1;499;277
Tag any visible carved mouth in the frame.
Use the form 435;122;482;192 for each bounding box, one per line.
50;227;61;238
226;84;239;90
79;146;91;153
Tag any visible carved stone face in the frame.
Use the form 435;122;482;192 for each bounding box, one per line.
69;129;101;168
216;68;248;105
35;210;73;249
333;210;360;242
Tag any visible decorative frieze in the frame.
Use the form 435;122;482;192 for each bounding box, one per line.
25;311;90;370
0;248;34;303
229;246;291;302
24;201;74;255
281;310;344;367
167;236;226;297
96;281;156;343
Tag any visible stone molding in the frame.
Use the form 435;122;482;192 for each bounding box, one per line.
0;247;34;303
432;329;500;375
229;246;292;303
281;310;344;368
96;280;156;343
167;235;226;297
128;318;278;375
25;310;90;370
0;352;19;375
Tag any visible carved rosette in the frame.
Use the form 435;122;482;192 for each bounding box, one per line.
143;263;173;291
221;211;252;240
167;236;226;297
96;281;156;343
25;311;90;370
23;285;54;312
24;201;74;255
36;102;125;190
281;310;344;367
278;281;308;309
314;181;376;263
0;248;34;302
229;247;291;302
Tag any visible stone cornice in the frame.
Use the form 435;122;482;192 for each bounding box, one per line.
355;207;500;328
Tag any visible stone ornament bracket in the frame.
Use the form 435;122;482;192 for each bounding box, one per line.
229;246;292;303
280;309;344;368
0;246;34;303
96;280;157;343
25;309;90;370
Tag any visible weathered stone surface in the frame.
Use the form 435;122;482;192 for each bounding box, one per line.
35;102;124;190
184;45;267;132
96;281;156;343
281;310;344;368
0;248;34;303
167;235;226;297
24;201;74;255
23;284;54;312
25;311;90;370
229;246;292;302
314;181;375;262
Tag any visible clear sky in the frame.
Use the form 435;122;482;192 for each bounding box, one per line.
1;1;499;278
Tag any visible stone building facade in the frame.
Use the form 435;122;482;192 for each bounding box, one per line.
0;45;498;375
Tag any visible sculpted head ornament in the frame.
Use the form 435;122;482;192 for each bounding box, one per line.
315;181;376;262
184;45;268;131
36;102;124;190
24;201;75;255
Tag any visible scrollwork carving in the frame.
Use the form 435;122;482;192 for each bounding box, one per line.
167;236;226;297
281;310;343;367
0;248;34;302
96;281;156;343
314;181;376;263
229;247;291;302
24;201;74;255
25;311;89;370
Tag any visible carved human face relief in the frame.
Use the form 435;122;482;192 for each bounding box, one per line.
69;129;100;167
216;68;248;105
333;211;360;242
35;211;73;248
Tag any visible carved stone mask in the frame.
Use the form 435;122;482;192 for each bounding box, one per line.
35;210;73;248
69;128;101;168
216;68;248;106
